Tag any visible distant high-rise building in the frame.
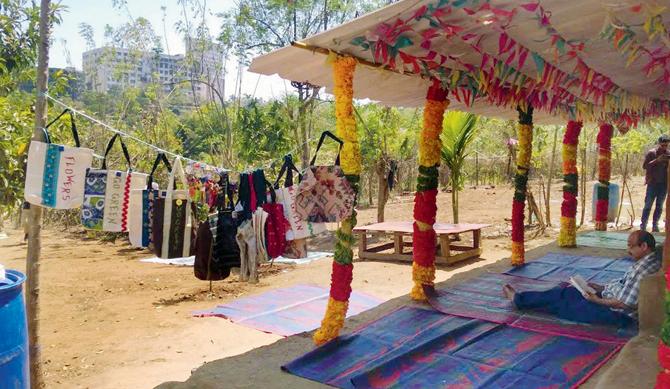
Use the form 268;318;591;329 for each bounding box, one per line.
82;40;225;102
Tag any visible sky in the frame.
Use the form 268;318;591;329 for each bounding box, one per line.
50;0;288;99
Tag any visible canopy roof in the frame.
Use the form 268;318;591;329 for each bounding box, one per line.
249;0;670;125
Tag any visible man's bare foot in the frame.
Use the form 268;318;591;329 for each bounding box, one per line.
503;284;516;301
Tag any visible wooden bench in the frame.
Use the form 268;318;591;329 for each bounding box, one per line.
353;221;490;265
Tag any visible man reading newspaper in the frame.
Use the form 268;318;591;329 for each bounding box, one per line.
503;230;661;326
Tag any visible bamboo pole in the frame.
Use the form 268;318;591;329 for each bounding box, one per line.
26;0;51;387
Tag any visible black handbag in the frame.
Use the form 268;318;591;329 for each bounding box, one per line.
194;173;241;281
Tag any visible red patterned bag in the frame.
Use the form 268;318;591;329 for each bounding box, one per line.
262;190;291;259
295;131;355;223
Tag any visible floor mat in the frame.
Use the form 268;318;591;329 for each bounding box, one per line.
272;251;333;265
576;231;664;250
139;256;195;266
503;252;632;285
282;306;621;389
424;273;636;344
193;284;383;337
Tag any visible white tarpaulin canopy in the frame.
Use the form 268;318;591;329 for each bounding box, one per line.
250;0;670;125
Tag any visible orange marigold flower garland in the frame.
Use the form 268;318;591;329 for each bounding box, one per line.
595;123;613;231
511;106;533;266
558;120;582;247
411;79;448;301
313;56;360;345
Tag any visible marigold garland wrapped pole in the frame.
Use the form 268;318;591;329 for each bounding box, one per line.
313;56;361;345
657;270;670;388
558;120;583;247
410;79;449;301
511;106;534;266
655;163;670;388
595;123;614;231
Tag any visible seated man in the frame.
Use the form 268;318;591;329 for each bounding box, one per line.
503;230;661;326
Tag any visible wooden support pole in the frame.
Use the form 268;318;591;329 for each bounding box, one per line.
26;0;51;387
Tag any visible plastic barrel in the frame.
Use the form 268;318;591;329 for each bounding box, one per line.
592;182;620;222
0;270;29;389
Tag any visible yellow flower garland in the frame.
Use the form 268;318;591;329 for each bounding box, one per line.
558;216;577;246
313;298;349;345
419;99;448;167
516;124;533;170
333;56;361;175
411;262;436;300
411;83;449;301
313;55;361;345
511;120;533;266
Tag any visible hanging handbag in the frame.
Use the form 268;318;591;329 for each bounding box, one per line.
152;157;193;259
262;184;291;259
24;109;94;209
273;154;327;240
81;134;147;231
295;131;355;223
194;173;240;281
128;153;171;248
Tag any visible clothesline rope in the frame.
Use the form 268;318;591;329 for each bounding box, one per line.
44;92;225;171
43;93;324;175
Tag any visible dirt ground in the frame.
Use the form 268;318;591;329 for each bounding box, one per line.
0;176;651;388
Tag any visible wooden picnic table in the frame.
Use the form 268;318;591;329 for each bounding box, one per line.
353;221;490;265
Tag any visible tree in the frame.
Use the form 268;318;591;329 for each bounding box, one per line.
440;111;478;224
218;0;385;167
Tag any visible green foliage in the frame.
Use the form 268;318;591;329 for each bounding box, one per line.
441;111;478;192
235;98;293;167
0;92;33;218
219;0;384;61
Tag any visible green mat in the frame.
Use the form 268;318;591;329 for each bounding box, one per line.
577;231;665;250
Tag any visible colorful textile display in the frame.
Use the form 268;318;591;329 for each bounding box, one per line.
285;306;622;388
295;131;355;223
511;106;533;265
410;79;449;301
128;153;171;248
194;284;382;337
82;134;147;231
657;269;670;388
273;155;327;242
595;123;614;231
24;109;93;209
313;56;361;345
559;120;583;247
151;157;193;259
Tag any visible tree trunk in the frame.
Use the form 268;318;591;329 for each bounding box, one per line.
27;1;51;387
368;171;373;207
616;154;629;226
451;173;459;224
475;152;479;187
376;158;389;222
545;126;559;226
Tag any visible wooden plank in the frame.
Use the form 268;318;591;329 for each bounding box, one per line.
358;232;368;259
394;233;403;254
358;251;414;262
473;229;481;248
367;242;395;253
439;234;451;258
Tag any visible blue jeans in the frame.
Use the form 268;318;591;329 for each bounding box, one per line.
514;286;632;327
641;183;667;229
